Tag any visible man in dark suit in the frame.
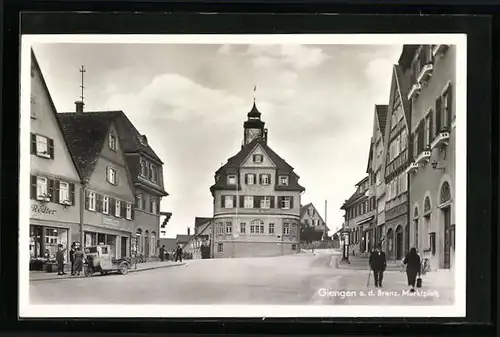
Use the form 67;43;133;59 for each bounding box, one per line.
69;243;76;275
369;245;386;287
56;244;66;275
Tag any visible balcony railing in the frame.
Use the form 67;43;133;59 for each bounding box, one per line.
407;83;422;100
430;130;450;150
414;148;431;165
405;162;419;174
417;64;434;84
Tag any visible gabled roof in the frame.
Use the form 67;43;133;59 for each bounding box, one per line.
341;176;369;210
299;203;329;231
375;104;389;139
57;113;116;180
195;217;212;228
211;138;305;193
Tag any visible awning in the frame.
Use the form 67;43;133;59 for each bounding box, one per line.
357;216;374;226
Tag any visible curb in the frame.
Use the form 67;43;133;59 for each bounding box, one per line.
30;262;186;282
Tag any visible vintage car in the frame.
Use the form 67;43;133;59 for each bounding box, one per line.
84;245;131;276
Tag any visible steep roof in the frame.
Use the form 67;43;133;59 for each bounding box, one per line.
195;217;212;228
57;113;115;180
211;138;305;193
299;203;329;231
375;104;388;139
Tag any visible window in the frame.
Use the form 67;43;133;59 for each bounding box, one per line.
140;158;147;177
250;220;264;234
279;176;289;186
401;129;408;150
244;196;254;208
59;181;70;204
425;114;431;146
281;197;291;209
269;223;275;234
224;196;234;208
36;135;50;158
102;196;110;214
151;198;158;214
107;167;117;185
260;174;270;185
260;196;271;209
442;87;452;129
108;134;117;151
88;191;96;211
218;243;223;253
430;232;436;255
225;222;232;235
36;177;48;200
218;223;224;234
246;174;255;185
135;194;144;210
227;175;237;185
126;203;132;220
240;223;246;234
253;154;263;163
115;200;121;217
150;164;157;182
283;223;290;235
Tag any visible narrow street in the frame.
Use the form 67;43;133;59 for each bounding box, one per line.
29;250;454;306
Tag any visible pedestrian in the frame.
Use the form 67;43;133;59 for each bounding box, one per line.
56;244;66;275
368;245;386;287
403;247;421;293
175;244;183;262
69;243;76;275
159;245;166;262
74;246;84;275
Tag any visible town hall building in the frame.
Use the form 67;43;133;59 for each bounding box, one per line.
210;102;305;258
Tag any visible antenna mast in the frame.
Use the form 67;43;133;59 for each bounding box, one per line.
79;65;86;103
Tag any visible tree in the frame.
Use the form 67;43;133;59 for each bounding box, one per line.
300;225;323;244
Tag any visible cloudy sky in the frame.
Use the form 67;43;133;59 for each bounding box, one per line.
33;41;402;238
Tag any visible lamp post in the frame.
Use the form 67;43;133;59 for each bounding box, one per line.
340;229;350;264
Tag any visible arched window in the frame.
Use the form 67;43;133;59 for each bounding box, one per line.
250;219;264;234
424;197;431;214
440;182;451;204
151;231;156;256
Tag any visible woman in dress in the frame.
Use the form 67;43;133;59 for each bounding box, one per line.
73;247;84;276
403;247;421;293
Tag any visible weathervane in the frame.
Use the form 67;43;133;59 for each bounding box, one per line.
79;65;86;103
253;84;257;103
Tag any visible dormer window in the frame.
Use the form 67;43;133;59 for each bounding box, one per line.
279;175;289;186
108;134;117;151
138;135;148;146
227;175;237;185
253;154;263;163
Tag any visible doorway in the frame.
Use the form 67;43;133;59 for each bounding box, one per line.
443;206;451;269
121;237;128;258
395;226;404;260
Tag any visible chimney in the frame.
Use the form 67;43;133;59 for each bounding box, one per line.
187;227;191;236
75;101;84;114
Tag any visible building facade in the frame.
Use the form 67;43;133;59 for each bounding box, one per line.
299;203;329;237
58;111;136;259
381;57;413;261
29;50;82;267
210;103;305;258
405;44;456;270
341;177;377;256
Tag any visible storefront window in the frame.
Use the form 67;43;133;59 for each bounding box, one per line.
30;226;68;262
98;233;106;245
84;231;97;246
30;225;43;259
106;234;117;258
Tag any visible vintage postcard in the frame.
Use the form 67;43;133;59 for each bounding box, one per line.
19;33;466;318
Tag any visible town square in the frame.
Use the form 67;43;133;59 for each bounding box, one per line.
24;38;458;309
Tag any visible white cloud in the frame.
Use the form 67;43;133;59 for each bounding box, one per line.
247;44;329;70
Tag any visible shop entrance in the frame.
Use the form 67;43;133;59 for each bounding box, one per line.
395;225;404;260
443;206;451;269
121;237;128;258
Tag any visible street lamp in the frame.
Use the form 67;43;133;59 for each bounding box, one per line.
340;229;351;264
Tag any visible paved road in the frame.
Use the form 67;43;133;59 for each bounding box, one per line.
30;250;345;305
29;250;454;306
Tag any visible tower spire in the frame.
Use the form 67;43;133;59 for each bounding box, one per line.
253;84;256;103
79;65;86;103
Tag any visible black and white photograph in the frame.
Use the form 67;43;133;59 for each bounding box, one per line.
19;34;466;318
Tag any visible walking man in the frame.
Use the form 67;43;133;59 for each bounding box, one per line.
69;243;76;275
175;244;183;262
369;245;386;287
56;244;66;275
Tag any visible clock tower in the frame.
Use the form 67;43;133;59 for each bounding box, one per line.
243;101;267;145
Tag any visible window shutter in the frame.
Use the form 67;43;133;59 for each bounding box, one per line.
121;202;126;218
84;190;89;210
221;195;225;208
290;197;294;209
30;134;36;154
96;194;102;213
69;183;75;205
239;195;244;208
47;179;55;202
435;96;442;135
446;85;453;128
54;180;60;203
278;196;283;208
110;197;116;215
131;207;135;220
429;111;434;144
259;174;263;184
48;138;54;159
270;196;275;208
245;174;248;184
417;122;424;153
30;175;37;199
254;196;260;208
267;174;271;184
233;195;237;208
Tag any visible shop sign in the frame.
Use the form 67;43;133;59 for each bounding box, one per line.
31;203;57;215
103;218;119;226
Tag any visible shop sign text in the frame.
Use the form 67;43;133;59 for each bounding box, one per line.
31;204;57;215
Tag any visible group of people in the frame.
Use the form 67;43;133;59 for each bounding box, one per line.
54;243;84;276
159;244;184;263
369;245;422;293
